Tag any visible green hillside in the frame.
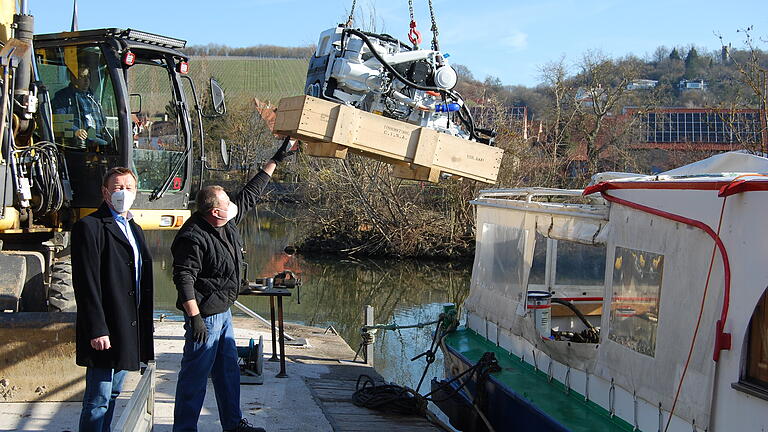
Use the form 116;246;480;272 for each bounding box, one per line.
187;56;309;105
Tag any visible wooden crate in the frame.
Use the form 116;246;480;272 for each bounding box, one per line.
274;95;503;183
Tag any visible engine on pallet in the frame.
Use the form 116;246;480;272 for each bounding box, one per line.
305;26;494;145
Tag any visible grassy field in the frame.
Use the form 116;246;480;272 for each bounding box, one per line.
187;56;309;105
125;56;308;114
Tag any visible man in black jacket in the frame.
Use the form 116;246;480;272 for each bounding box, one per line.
72;167;153;431
171;139;295;432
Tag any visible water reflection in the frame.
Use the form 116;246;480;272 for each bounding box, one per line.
144;204;471;390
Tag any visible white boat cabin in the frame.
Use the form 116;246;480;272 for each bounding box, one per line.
463;151;768;431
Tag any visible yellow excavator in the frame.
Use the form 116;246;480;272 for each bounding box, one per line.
0;0;225;402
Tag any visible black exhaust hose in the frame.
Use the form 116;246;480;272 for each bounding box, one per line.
342;28;486;143
551;298;597;331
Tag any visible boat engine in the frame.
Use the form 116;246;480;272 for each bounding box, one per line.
306;26;495;144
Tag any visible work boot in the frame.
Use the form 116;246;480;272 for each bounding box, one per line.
225;418;266;432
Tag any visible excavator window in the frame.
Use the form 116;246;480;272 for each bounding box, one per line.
126;59;186;193
35;45;119;153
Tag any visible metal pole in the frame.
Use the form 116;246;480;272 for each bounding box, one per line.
276;296;287;378
268;296;278;362
233;300;294;341
365;305;374;367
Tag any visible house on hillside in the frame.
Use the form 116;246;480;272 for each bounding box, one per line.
678;79;707;91
575;86;607;107
626;79;658;90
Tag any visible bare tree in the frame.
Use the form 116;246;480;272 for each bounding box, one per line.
573;51;639;174
538;56;579;182
719;26;768;153
293;154;478;258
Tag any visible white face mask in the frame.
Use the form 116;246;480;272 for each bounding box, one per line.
213;201;238;223
111;189;136;213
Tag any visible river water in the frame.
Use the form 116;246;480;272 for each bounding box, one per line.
144;203;471;392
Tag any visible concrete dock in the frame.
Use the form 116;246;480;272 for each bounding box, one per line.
0;317;444;431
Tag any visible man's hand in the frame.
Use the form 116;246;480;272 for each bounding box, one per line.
190;314;208;344
75;129;88;141
90;335;111;350
271;137;298;163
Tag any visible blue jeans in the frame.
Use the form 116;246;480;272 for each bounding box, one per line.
79;367;127;432
173;309;241;431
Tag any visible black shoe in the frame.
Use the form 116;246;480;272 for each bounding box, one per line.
225;418;265;432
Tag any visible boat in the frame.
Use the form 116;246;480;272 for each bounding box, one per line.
432;151;768;431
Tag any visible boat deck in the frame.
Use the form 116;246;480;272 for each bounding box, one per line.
0;318;442;431
444;328;634;432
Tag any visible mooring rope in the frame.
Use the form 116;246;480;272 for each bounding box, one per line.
352;352;500;431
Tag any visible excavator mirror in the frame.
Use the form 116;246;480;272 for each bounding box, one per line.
210;78;226;116
220;138;230;167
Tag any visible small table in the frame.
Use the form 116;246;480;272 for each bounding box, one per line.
239;286;291;378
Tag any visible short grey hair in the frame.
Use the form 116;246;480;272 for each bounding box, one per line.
102;167;137;188
196;185;225;213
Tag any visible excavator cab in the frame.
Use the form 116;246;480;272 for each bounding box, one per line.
33;28;196;220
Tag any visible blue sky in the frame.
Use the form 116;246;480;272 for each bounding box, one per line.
29;0;768;87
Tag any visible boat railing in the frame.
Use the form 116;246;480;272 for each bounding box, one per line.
478;187;586;202
473;187;609;220
113;361;155;432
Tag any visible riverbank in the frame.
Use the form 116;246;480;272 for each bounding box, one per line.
0;317;444;431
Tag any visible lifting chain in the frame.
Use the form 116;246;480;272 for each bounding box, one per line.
346;0;357;27
406;0;423;48
427;0;440;52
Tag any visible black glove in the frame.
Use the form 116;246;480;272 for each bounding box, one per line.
190;314;208;344
271;137;298;163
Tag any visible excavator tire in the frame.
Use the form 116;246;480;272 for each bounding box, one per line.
48;257;76;312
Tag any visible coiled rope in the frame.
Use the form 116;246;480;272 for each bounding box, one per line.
352;352;501;431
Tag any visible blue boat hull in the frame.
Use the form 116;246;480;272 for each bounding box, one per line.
432;342;571;432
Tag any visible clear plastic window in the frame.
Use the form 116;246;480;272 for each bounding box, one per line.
609;246;664;357
528;232;547;287
476;223;527;299
555;241;607;287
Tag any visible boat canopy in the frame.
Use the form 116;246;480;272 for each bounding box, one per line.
464;178;749;426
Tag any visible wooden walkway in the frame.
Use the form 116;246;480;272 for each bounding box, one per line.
307;378;442;432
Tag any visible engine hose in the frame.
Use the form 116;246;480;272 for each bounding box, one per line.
342;28;500;145
551;298;597;331
342;28;494;144
343;29;448;94
358;30;412;51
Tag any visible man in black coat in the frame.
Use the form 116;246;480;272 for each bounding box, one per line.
171;139;296;432
72;167;153;432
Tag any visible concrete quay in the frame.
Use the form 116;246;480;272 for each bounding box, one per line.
0;317;443;431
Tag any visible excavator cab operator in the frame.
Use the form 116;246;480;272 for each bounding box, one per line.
51;55;115;152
